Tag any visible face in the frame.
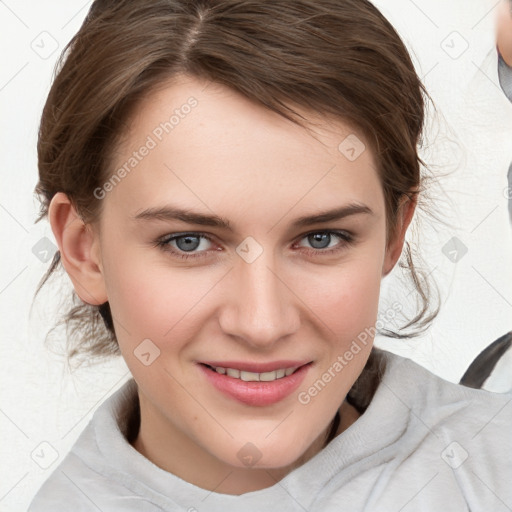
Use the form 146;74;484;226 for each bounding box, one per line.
52;73;412;492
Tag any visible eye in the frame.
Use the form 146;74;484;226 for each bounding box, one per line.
295;230;353;256
155;229;354;261
155;232;217;260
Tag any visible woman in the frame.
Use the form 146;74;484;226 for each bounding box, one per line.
28;0;511;510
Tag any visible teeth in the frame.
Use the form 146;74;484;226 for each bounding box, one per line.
226;368;240;378
240;371;260;382
213;365;299;382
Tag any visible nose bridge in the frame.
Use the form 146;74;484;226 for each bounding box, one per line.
220;246;298;347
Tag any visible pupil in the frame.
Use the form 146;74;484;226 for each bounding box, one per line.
176;235;200;251
309;233;330;249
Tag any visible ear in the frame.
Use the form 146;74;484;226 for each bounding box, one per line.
48;192;108;305
382;193;417;277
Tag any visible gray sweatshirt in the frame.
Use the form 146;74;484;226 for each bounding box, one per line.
27;349;512;511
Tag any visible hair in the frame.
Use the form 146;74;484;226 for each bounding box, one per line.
33;0;441;373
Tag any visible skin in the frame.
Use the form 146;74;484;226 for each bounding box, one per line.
49;73;415;495
497;0;512;66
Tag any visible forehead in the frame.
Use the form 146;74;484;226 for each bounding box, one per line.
105;74;383;226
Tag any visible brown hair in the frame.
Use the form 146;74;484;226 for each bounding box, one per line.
33;0;440;370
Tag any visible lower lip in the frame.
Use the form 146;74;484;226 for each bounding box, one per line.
198;363;312;406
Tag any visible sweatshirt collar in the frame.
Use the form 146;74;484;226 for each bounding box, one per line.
77;349;413;510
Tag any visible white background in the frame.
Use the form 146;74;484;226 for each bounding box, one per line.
1;0;511;510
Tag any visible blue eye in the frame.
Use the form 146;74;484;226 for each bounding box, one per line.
155;230;354;261
299;231;351;251
155;233;215;260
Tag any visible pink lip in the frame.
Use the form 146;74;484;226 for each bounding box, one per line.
198;362;312;406
199;360;311;373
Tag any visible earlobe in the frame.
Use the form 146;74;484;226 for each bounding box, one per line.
382;193;417;277
48;192;108;306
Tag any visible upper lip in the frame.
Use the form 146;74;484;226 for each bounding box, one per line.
199;360;312;373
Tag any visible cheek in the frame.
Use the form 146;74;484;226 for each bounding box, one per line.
103;260;223;398
103;250;222;349
294;254;383;342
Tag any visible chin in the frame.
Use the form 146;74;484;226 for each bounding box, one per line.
219;434;314;471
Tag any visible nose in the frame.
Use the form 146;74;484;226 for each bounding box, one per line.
218;250;300;349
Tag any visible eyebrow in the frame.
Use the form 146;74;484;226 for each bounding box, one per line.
132;202;373;230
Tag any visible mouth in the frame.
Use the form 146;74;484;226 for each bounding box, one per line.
200;362;307;382
197;361;313;406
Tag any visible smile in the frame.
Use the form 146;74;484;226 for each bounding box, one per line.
204;364;300;382
198;361;313;406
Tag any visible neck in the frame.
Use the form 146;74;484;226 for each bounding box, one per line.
130;397;360;495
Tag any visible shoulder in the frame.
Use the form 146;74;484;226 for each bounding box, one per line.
381;349;512;434
28;378;142;511
27;450;121;511
381;350;512;505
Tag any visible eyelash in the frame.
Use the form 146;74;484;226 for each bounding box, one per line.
154;230;354;261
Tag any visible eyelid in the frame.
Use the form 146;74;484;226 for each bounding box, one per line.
296;228;353;241
156;231;217;251
292;230;354;253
